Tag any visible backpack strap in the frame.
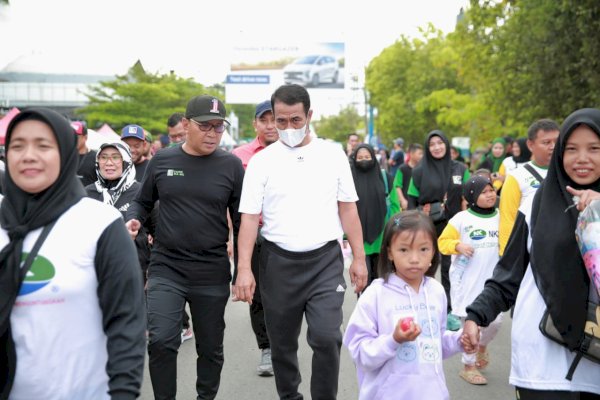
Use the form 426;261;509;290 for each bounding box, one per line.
18;220;57;285
524;163;544;183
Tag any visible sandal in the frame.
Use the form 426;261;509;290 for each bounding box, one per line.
459;368;488;385
476;351;490;370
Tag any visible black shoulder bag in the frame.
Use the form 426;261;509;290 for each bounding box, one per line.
539;281;600;380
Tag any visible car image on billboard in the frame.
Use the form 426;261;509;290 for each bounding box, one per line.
283;55;339;87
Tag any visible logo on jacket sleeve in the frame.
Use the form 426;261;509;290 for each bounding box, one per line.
19;254;55;296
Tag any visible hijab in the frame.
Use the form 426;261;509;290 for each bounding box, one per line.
512;137;532;164
480;137;507;173
530;108;600;350
350;144;387;243
92;142;137;206
0;108;85;396
411;130;451;204
463;175;495;215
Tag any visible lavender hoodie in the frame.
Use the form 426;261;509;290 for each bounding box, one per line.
343;274;463;400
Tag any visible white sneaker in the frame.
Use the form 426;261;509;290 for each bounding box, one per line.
257;348;274;377
181;327;193;343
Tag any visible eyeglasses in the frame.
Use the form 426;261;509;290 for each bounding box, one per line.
98;154;123;163
189;119;227;133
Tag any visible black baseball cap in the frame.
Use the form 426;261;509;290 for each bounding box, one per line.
185;95;228;123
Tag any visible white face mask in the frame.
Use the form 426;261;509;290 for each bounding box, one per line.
277;125;307;147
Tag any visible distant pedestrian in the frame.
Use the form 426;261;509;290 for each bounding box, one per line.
394;143;423;211
121;124;150;182
73;120;97;187
388;138;405;177
407;130;470;332
349;143;392;288
231;100;279;376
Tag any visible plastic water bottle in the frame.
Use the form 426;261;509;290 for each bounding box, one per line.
450;255;470;286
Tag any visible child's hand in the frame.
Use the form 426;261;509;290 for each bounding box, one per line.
461;320;480;353
393;317;421;343
455;243;474;258
460;332;478;354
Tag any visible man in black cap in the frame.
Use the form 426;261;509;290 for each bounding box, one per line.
126;94;244;400
232;100;278;376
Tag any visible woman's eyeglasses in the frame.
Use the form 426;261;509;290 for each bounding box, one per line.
98;154;123;163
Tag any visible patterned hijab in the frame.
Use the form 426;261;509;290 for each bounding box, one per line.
92;142;137;206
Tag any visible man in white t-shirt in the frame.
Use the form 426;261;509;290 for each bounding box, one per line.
498;119;559;255
234;84;367;400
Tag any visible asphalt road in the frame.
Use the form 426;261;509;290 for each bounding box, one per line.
140;264;515;400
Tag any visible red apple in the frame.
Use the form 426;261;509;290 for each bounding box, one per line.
400;317;413;332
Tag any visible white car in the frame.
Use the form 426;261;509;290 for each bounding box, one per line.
283;55;339;87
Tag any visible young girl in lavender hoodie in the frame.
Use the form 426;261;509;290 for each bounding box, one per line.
343;210;473;399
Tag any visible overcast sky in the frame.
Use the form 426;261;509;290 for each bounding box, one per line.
1;0;467;85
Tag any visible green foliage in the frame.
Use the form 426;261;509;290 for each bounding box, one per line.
312;106;363;143
78;63;220;135
365;1;600;151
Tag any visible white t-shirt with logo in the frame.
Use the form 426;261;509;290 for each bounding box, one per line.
509;197;600;392
239;138;358;251
445;209;500;317
6;198;121;400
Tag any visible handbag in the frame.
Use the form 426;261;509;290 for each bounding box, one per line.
539;283;600;380
428;201;447;223
419;200;447;223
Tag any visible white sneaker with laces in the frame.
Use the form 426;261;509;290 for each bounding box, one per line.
181;327;193;343
257;348;274;377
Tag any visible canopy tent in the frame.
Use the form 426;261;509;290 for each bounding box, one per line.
86;128;122;150
0;107;21;145
220;129;236;148
96;123;118;136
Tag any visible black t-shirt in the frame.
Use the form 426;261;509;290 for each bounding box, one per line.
78;150;98;187
134;159;149;182
85;181;154;273
127;146;244;285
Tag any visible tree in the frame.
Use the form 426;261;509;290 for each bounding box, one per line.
365;25;470;147
78;62;220;135
312;106;363;144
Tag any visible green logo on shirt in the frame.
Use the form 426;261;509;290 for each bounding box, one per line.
469;229;487;241
19;254;55;295
167;169;184;177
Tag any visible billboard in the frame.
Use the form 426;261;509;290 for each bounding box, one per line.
225;42;345;104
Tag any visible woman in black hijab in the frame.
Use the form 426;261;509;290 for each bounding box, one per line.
0;108;145;399
464;108;600;399
350;143;392;288
407;130;470;330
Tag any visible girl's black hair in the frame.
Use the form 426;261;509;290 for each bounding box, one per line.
377;210;440;281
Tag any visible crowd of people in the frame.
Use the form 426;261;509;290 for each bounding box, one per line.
0;83;599;400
